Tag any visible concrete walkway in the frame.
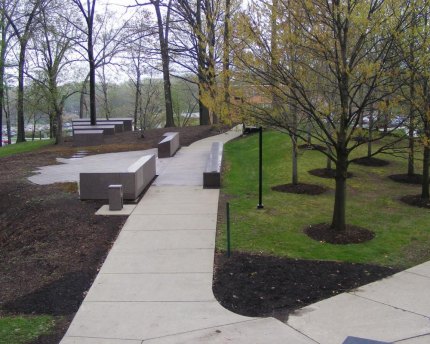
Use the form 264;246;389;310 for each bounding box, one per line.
59;128;313;344
45;127;430;344
287;262;430;343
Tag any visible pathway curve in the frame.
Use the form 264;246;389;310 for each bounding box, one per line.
57;126;430;344
60;128;312;343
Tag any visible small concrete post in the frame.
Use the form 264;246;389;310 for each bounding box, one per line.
108;184;123;211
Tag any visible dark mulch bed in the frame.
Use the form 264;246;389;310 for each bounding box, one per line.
271;183;328;195
400;195;430;209
352;136;369;143
0;125;225;343
389;174;423;185
308;168;353;179
298;143;327;151
213;252;398;320
351;157;390;167
304;223;375;244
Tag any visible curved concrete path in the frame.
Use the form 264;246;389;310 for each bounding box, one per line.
59;128;313;343
33;127;430;344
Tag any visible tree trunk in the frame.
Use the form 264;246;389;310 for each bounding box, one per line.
196;0;210;126
17;43;26;142
134;68;141;131
101;67;110;119
55;106;63;144
422;120;430;200
87;13;96;125
408;125;415;176
207;1;217;125
291;135;298;185
199;84;210;125
367;111;373;158
88;55;96;125
154;2;174;128
222;0;231;122
49;113;54;138
0;15;5;147
4;81;11;144
326;156;332;170
306;115;312;145
408;76;416;176
331;151;348;231
79;76;89;119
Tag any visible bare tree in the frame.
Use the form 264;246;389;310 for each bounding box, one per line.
124;9;153;130
174;0;223;125
29;0;78;144
4;0;45;142
0;0;16;146
133;0;175;127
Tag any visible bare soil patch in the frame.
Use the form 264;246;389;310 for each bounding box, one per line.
212;251;398;320
271;183;328;195
304;223;375;244
389;173;423;185
0;125;224;343
308;168;353;179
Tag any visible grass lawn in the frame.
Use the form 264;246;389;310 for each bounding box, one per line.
0;316;55;344
217;130;430;269
0;140;54;158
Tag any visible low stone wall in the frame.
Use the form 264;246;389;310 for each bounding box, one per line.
158;132;180;158
73;125;116;135
72;118;133;131
79;154;156;200
203;142;223;188
73;121;124;133
73;130;104;147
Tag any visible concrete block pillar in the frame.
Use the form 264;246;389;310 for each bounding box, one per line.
108;184;123;211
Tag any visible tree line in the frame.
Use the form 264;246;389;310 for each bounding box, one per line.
0;0;239;145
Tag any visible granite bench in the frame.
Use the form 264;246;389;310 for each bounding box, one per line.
72;118;133;131
79;154;156;200
203;142;223;188
73;121;124;133
72;125;116;135
158;132;180;158
73;129;104;147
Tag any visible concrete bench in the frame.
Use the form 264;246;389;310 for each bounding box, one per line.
73;118;133;131
73;121;124;133
203;142;223;188
72;125;116;135
109;118;133;131
79;154;156;200
73;130;104;147
158;132;180;158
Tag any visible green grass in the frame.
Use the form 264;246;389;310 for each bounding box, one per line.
0;140;54;158
217;130;430;269
0;316;55;344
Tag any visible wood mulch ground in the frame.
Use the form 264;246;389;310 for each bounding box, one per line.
0;126;399;343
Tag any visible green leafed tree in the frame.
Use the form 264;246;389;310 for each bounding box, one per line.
236;0;406;231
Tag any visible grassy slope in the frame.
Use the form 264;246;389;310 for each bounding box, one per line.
0;140;54;158
0;316;55;344
217;131;430;269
